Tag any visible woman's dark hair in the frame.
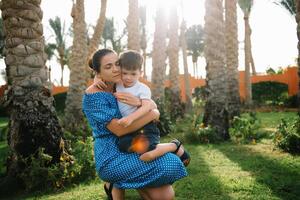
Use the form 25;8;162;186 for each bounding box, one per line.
88;48;116;73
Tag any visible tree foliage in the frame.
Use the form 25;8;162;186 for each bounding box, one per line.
185;25;204;64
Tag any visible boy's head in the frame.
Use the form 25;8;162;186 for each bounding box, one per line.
118;50;143;71
118;50;144;87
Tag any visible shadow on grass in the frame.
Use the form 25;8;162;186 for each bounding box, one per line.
2;179;108;200
215;143;300;200
174;145;232;200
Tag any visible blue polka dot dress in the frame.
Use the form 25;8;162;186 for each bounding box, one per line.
82;92;187;189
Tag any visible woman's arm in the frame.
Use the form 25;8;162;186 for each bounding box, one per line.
117;99;157;127
107;109;159;137
114;92;142;107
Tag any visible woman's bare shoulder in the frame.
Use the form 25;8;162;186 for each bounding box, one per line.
85;85;103;94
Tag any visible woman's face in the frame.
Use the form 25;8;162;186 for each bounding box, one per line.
98;53;121;83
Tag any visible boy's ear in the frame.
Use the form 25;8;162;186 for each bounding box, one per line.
140;70;144;77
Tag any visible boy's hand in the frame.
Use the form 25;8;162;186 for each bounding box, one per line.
93;76;107;90
117;116;134;127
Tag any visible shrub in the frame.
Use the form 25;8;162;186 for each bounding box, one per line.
252;81;288;106
193;86;207;102
53;92;67;114
18;148;73;191
273;117;300;154
0;125;7;141
164;87;185;121
154;98;174;137
0;105;8;117
17;136;96;192
229;112;261;143
184;123;219;144
284;95;299;108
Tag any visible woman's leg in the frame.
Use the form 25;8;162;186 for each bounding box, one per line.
139;143;185;162
137;185;175;200
112;187;125;200
104;182;125;200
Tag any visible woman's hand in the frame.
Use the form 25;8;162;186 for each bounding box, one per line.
114;92;142;106
93;76;107;90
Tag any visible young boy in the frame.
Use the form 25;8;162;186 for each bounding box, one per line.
116;50;161;154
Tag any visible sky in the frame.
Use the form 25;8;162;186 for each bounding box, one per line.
0;0;298;85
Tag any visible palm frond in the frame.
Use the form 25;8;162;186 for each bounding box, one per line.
274;0;296;16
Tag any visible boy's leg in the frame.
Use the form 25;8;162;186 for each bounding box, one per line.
139;143;177;161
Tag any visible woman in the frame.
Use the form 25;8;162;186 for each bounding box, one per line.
83;49;188;200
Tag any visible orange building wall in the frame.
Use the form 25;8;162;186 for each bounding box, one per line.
0;67;298;102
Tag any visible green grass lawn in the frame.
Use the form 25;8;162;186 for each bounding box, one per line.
1;112;299;200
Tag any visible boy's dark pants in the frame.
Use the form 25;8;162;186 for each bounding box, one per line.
118;121;160;153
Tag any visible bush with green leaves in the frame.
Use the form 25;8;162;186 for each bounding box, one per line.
53;92;67;114
192;86;207;102
252;81;288;106
273;117;300;154
229;112;261;143
184;124;219;144
154;98;174;136
183;109;219;143
283;95;298;108
17;136;96;191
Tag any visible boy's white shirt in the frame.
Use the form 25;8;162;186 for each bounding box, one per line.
116;81;151;117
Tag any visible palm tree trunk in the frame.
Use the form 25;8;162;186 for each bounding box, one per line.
0;0;65;187
87;0;107;56
60;64;64;86
168;5;182;120
140;6;147;79
248;24;256;75
64;0;88;132
296;0;300;113
151;6;167;100
244;14;252;105
180;21;192;112
250;48;256;75
86;0;107;80
203;0;229;140
127;0;140;51
225;0;240;119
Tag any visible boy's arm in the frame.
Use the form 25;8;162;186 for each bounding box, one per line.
118;99;156;127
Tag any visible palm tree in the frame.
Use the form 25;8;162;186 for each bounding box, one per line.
64;0;88;132
203;0;229;140
151;5;168;100
0;0;66;188
48;17;70;86
180;21;193;112
274;0;299;112
64;0;107;132
139;5;147;78
186;25;204;78
167;4;182;120
102;17;126;54
127;0;140;51
0;18;5;58
87;0;107;58
238;0;254;105
225;0;240;119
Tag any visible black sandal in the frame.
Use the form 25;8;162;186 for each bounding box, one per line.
104;183;113;200
171;139;191;167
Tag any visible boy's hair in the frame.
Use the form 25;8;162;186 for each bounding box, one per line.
118;50;143;71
